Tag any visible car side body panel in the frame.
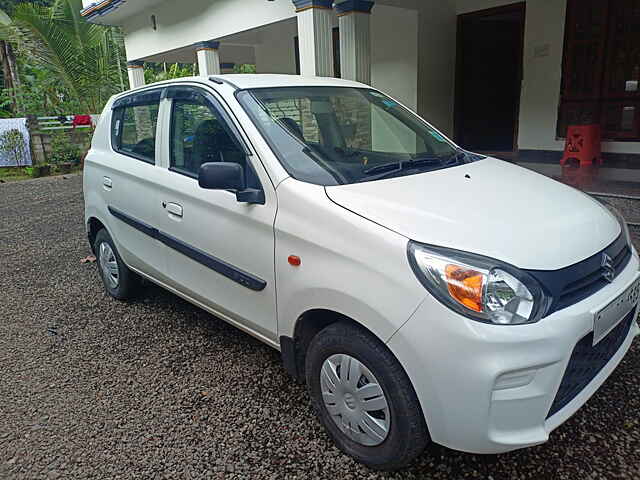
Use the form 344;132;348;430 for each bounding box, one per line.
274;177;426;343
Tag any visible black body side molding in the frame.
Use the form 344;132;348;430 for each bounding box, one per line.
108;206;266;292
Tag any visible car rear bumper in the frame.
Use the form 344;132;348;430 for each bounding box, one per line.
387;252;640;454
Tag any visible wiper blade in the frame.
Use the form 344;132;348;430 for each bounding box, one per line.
363;155;444;176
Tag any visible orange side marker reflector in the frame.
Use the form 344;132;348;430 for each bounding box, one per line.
288;255;301;267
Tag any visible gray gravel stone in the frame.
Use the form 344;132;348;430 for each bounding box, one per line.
1;174;639;479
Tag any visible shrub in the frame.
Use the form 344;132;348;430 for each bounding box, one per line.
50;131;81;164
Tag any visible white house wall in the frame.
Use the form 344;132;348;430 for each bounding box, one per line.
417;0;457;136
456;0;640;155
371;5;418;111
121;0;296;62
255;19;299;75
253;5;419;114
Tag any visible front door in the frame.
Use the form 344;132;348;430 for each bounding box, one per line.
454;3;526;159
155;86;278;344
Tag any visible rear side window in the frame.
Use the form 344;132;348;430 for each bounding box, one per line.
111;90;161;164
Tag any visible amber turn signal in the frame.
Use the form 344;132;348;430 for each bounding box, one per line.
444;264;484;312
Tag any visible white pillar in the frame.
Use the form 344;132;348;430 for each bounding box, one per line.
195;41;221;77
127;60;145;89
336;1;374;84
293;0;335;77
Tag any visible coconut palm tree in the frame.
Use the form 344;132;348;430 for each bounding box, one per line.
0;0;126;114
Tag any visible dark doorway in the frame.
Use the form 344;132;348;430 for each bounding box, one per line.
454;3;526;158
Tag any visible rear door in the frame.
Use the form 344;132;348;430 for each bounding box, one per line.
100;89;166;280
154;85;279;344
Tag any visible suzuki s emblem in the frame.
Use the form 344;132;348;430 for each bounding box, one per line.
601;253;615;283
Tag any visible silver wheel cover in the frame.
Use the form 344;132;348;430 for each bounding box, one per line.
99;242;119;289
320;354;391;446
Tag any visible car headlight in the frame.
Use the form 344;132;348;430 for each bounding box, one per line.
407;242;550;325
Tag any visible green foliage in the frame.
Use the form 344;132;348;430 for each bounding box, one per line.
0;165;29;179
144;62;195;84
0;0;127;114
233;64;257;74
0;127;26;165
0;61;82;117
49;130;79;164
0;0;52;15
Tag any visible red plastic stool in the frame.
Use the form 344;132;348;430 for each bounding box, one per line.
561;124;602;166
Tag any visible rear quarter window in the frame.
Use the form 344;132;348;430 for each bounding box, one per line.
111;91;161;164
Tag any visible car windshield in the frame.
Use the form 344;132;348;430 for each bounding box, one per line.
237;86;476;186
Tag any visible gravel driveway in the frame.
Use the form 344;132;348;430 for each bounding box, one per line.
1;174;639;479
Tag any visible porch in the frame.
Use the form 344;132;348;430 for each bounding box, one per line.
80;0;640;170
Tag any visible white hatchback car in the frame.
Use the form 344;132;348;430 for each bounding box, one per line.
84;75;639;470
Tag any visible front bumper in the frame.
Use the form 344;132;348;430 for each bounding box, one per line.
387;251;640;454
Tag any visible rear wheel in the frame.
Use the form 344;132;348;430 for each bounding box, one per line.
305;322;429;470
94;229;140;300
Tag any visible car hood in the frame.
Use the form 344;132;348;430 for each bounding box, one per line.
325;158;620;270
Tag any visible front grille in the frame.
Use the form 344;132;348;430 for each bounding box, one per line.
546;309;635;419
526;233;631;316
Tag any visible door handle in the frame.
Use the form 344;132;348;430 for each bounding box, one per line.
103;176;112;189
166;202;183;218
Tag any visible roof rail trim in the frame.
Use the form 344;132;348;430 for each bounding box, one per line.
209;76;240;90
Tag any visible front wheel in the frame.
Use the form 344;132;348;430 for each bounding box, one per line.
305;322;430;470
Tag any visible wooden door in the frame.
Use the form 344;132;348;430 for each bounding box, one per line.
558;0;640;140
454;3;526;156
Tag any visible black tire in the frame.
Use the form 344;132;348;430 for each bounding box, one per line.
305;322;429;471
94;228;140;300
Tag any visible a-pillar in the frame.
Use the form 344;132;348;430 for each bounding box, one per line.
127;60;145;89
292;0;335;77
195;41;221;77
335;0;374;84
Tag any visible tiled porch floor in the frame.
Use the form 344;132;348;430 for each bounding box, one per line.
517;162;640;198
516;161;640;242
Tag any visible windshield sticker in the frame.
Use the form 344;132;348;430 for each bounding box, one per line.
382;100;398;108
369;91;385;98
429;131;447;142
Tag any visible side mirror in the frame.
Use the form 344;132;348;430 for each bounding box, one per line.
199;162;245;191
198;162;265;205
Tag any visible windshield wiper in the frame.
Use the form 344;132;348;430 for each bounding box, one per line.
363;154;453;175
361;152;463;181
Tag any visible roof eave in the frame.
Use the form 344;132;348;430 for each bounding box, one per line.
80;0;126;23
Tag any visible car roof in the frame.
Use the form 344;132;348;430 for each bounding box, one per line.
122;74;368;95
211;74;367;89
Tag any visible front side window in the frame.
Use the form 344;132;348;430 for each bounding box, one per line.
170;97;248;178
238;87;473;186
112;101;160;163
